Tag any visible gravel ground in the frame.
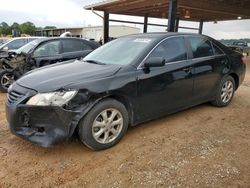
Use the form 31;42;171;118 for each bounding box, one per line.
0;60;249;188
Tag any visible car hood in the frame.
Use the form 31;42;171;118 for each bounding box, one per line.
17;60;122;92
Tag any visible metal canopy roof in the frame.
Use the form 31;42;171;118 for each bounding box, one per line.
85;0;250;22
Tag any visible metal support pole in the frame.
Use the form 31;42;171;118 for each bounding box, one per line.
167;0;177;32
103;11;109;43
175;17;180;32
199;20;204;34
143;14;148;33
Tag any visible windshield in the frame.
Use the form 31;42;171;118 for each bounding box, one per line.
0;38;10;45
16;39;41;54
83;37;155;65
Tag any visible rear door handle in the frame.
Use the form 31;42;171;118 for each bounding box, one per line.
183;67;192;73
221;59;228;65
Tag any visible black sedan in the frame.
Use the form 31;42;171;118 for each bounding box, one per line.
6;33;246;150
0;37;100;92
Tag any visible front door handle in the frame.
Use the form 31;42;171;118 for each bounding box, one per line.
221;59;228;65
183;67;192;74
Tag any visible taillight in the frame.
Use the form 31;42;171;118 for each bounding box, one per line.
242;56;248;65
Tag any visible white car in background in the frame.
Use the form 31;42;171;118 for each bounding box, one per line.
0;38;10;45
0;37;42;52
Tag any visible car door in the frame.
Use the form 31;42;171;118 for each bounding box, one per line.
61;38;93;61
187;36;229;103
135;36;194;123
32;39;63;67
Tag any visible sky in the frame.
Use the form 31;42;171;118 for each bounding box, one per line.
0;0;250;39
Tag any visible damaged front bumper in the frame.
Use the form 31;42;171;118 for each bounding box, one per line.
6;103;79;147
5;83;99;147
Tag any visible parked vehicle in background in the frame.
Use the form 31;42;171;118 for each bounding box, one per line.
0;37;100;92
228;40;250;56
5;33;246;150
0;37;41;52
0;38;11;58
0;38;10;45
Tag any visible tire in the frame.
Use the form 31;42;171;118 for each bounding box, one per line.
0;70;17;92
211;75;235;107
78;99;129;150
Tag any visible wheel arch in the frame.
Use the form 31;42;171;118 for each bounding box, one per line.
228;73;239;90
73;93;134;137
103;94;134;126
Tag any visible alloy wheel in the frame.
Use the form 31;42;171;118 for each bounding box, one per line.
221;80;234;103
92;108;123;144
1;72;16;89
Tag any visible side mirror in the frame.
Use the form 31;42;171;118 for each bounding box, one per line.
3;46;9;51
8;51;16;57
144;57;166;68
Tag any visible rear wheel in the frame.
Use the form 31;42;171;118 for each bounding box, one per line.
78;99;129;150
0;70;17;92
211;76;235;107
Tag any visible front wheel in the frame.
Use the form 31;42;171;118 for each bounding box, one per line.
78;99;129;150
0;70;17;92
211;76;235;107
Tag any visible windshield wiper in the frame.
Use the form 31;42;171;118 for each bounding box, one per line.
84;60;106;65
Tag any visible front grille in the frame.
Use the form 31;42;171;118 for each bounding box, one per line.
7;90;25;104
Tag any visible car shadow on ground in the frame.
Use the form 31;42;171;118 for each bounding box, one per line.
16;102;214;155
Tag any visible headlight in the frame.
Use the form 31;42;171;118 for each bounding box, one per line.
26;90;77;106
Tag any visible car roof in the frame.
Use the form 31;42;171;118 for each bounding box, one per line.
9;37;45;40
121;32;206;40
38;37;100;47
37;37;90;42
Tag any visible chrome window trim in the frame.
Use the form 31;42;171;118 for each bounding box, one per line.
137;35;226;70
211;42;226;56
190;54;225;62
137;35;188;70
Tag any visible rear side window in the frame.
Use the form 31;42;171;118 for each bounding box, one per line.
188;37;214;58
6;39;26;49
62;39;92;53
149;37;187;62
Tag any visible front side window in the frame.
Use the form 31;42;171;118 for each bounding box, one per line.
188;37;214;58
149;37;187;62
33;40;60;57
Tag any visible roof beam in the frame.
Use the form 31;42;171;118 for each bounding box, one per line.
105;0;167;12
178;0;250;17
85;0;250;22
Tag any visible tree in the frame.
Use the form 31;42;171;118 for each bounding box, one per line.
11;22;20;32
20;22;36;35
0;22;11;35
11;22;21;36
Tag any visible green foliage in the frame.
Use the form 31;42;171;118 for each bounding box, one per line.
11;22;21;32
0;22;11;35
0;22;57;36
20;22;36;35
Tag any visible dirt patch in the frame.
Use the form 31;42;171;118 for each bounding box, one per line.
0;62;250;188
